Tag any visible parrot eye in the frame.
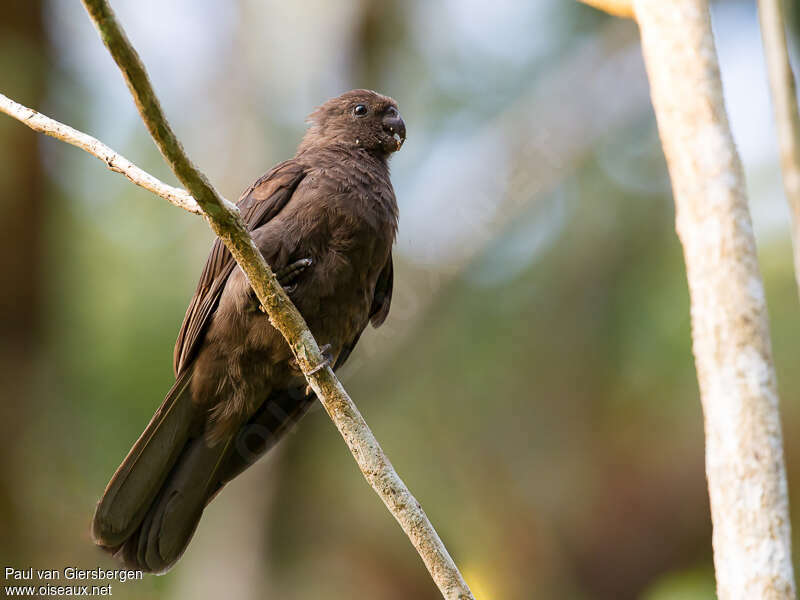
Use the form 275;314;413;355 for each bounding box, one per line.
353;104;368;117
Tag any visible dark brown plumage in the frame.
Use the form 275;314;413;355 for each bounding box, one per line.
92;90;405;573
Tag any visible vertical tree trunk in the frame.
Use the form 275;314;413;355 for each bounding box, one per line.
0;0;45;551
635;1;796;597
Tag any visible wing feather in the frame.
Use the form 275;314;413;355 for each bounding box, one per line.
369;255;393;328
173;160;306;375
333;254;394;371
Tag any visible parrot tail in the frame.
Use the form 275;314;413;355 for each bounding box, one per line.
111;436;230;573
92;369;227;573
92;371;316;573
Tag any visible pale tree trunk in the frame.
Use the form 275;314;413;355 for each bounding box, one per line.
579;0;796;595
635;1;796;598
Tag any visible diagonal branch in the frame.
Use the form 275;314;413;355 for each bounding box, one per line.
38;0;473;598
759;0;800;299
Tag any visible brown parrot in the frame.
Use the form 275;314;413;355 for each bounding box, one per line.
92;89;406;573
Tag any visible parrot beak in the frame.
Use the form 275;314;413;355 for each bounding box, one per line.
382;115;406;151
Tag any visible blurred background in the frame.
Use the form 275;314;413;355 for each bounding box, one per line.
1;1;799;598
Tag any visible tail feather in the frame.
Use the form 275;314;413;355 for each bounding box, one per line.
93;379;315;573
93;369;195;548
115;438;230;573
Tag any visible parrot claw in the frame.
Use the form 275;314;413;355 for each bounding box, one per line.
275;258;313;293
308;344;333;375
257;258;312;312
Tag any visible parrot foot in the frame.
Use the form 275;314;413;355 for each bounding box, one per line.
276;258;313;293
258;258;312;312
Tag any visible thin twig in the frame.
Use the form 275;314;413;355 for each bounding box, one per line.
0;92;201;215
72;0;474;598
759;0;800;299
636;1;795;598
